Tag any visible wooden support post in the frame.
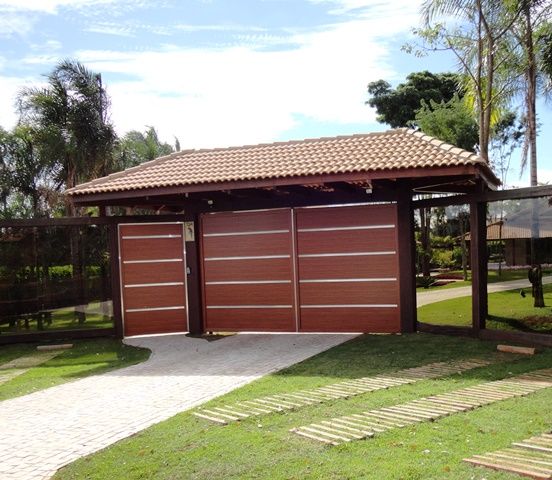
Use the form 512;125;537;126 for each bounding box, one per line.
396;186;417;333
185;212;204;334
108;223;123;339
470;201;487;332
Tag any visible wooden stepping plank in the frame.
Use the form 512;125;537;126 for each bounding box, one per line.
268;395;306;407
309;423;365;440
211;407;250;418
192;412;228;424
465;456;552;479
198;409;241;421
514;443;552;454
465;432;552;479
241;400;282;412
489;452;552;467
328;418;379;434
383;405;439;420
297;426;354;443
290;428;339;445
291;367;552;445
238;401;274;413
194;355;506;424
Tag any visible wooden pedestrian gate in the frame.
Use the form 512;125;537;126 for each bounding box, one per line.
201;204;400;333
118;223;188;336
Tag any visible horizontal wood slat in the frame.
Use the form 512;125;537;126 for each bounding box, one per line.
300;308;400;333
124;284;186;310
202;232;290;257
119;223;183;237
123;309;187;337
205;308;293;332
203;258;293;282
205;283;293;305
300;281;399;305
202;209;291;235
295;204;396;229
122;261;185;285
297;229;396;254
121;238;185;261
298;256;398;279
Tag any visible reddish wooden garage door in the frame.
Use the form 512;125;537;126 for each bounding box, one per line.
119;223;188;336
295;204;400;333
201;209;296;332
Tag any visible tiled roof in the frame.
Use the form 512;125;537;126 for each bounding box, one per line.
67;128;494;196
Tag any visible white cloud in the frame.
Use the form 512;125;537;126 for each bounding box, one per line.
1;0;422;149
71;2;421;149
0;0;147;14
85;23;136;37
0;12;36;37
0;76;37;128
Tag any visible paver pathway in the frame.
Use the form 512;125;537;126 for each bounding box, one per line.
417;276;552;307
0;332;357;480
0;351;61;386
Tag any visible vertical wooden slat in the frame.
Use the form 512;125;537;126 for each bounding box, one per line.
471;201;488;332
396;185;416;333
185;212;203;334
108;223;123;339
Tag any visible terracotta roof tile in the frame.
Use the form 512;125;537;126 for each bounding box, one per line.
67;128;493;196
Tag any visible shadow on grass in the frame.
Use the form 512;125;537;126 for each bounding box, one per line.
487;314;552;334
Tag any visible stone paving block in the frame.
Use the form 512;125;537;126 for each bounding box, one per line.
0;333;356;480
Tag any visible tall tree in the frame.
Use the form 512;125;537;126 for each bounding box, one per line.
114;126;176;171
0;125;60;218
415;0;523;162
415;95;479;150
17;59;116;216
366;71;460;128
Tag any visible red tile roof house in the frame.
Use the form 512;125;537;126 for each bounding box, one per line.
67;128;498;337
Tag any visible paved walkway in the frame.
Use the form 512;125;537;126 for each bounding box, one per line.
417;276;552;307
0;333;357;480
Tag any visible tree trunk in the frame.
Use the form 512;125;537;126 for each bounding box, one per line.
420;207;431;278
523;3;544;307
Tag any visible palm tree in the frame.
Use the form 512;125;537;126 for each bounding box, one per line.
420;0;522;162
17;59;116;216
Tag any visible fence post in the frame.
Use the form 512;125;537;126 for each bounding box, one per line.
184;212;203;334
470;201;487;333
397;185;417;333
108;223;123;338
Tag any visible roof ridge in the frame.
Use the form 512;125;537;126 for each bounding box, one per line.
184;129;405;155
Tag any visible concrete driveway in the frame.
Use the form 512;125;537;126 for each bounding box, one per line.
0;332;357;480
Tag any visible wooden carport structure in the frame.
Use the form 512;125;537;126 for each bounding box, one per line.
67;128;499;337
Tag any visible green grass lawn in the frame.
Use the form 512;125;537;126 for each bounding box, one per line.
418;283;552;332
0;339;150;401
54;333;552;480
0;302;114;335
417;269;552;291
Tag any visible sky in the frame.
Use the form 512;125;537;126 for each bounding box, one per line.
0;0;551;187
